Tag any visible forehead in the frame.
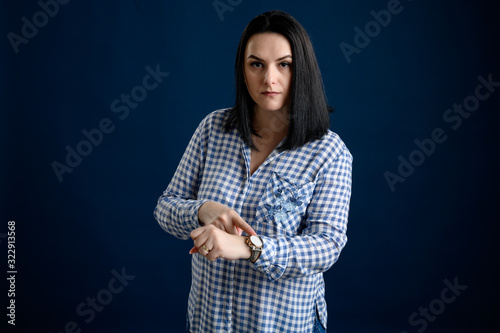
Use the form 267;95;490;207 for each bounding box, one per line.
245;33;292;58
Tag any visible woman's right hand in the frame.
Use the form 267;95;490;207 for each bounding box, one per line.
198;201;256;236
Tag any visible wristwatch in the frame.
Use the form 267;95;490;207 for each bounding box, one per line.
246;235;263;263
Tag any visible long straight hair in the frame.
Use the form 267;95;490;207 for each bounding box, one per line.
225;10;332;151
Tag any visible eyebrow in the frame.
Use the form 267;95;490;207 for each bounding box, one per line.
247;54;292;62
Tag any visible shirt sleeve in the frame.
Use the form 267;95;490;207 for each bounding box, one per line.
153;116;211;240
253;145;353;281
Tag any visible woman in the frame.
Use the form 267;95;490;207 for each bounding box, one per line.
154;10;352;332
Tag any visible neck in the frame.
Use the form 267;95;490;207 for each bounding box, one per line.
252;106;290;136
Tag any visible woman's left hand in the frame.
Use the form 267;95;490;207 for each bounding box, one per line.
189;224;251;261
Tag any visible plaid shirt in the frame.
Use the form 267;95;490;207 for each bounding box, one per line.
154;109;352;332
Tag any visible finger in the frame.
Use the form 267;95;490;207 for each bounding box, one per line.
191;227;213;249
192;233;210;251
201;244;211;253
189;246;199;254
194;236;209;250
201;236;216;255
232;215;257;236
199;246;210;256
190;227;205;240
205;248;221;261
192;226;218;250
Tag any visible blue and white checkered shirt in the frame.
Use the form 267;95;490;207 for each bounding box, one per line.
154;109;352;332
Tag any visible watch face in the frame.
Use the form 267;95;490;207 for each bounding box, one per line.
250;235;263;247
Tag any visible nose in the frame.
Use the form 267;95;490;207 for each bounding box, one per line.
263;66;277;86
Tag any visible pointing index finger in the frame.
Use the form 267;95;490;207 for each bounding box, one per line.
232;215;257;236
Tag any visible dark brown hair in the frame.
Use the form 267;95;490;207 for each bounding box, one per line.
225;10;332;151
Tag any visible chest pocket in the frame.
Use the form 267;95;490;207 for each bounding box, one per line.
255;172;316;237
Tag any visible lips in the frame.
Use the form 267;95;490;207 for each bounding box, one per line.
262;91;280;96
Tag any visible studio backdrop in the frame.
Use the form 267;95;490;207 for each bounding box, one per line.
1;0;499;332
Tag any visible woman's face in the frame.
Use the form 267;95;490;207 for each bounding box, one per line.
244;33;293;115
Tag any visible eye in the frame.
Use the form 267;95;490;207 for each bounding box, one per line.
279;62;291;69
250;61;263;68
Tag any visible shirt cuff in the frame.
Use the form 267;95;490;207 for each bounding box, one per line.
252;236;289;281
187;199;210;230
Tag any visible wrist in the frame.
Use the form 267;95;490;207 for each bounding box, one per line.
197;201;216;226
245;235;263;263
239;236;252;260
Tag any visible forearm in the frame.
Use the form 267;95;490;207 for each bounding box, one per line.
154;192;208;240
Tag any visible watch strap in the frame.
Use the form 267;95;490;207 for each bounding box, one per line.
246;236;263;263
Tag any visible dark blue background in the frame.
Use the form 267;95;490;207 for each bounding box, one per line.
2;0;499;332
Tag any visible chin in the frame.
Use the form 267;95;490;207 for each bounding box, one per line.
257;102;286;112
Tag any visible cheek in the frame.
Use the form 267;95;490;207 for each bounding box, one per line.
245;74;260;92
